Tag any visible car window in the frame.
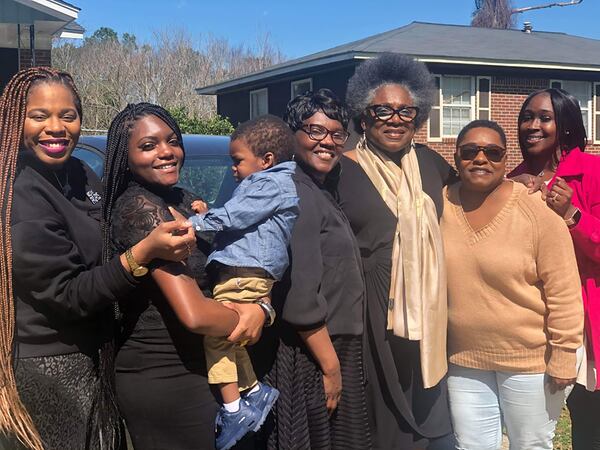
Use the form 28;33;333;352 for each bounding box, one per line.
178;156;235;207
73;146;104;178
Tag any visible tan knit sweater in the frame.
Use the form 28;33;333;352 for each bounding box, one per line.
442;182;583;379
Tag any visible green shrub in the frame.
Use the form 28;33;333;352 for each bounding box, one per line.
168;107;234;136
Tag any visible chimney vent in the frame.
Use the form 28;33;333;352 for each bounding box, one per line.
523;22;533;33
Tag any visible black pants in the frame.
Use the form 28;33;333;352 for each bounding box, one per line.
567;383;600;450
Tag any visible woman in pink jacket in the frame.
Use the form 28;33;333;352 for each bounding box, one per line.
510;87;600;450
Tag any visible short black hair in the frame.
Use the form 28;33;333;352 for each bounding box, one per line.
518;88;587;161
231;114;296;163
283;88;349;131
345;53;435;129
456;119;507;148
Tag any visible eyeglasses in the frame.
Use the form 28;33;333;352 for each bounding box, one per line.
299;124;350;145
366;104;420;123
458;144;506;163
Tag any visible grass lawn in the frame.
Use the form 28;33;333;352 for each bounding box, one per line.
554;407;572;450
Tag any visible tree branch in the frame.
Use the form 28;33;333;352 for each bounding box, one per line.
512;0;583;14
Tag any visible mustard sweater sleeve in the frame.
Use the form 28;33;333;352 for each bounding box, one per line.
532;198;584;379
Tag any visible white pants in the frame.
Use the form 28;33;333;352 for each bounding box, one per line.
447;364;569;450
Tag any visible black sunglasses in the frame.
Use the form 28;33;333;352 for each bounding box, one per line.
458;144;506;163
299;124;350;145
366;104;419;123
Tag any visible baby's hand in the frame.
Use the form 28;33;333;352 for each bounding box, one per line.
191;199;208;214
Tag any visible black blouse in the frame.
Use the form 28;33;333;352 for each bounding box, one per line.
12;153;137;358
111;181;212;363
338;144;457;259
273;164;364;336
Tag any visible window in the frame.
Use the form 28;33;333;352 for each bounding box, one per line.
429;75;476;139
249;88;268;119
551;80;592;137
291;78;312;99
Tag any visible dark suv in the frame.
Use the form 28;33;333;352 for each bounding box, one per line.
74;134;236;207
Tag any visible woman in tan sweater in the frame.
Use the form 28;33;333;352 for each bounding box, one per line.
442;119;583;450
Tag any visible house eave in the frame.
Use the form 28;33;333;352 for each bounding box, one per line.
14;0;80;21
197;52;600;96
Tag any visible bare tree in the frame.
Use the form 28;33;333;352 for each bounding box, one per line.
472;0;515;29
52;28;285;130
471;0;583;29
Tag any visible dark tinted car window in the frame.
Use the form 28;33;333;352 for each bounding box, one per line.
74;135;236;208
179;156;235;207
73;146;104;177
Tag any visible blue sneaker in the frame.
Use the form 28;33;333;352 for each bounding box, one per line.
243;382;280;432
215;399;261;450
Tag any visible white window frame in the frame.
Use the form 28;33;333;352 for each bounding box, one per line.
476;76;492;121
440;75;476;138
550;79;592;140
249;88;268;119
594;82;600;144
290;78;313;100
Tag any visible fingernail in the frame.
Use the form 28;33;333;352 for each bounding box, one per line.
184;221;191;227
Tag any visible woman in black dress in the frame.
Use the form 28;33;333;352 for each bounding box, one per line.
259;89;370;449
102;103;266;449
338;53;456;449
0;69;194;450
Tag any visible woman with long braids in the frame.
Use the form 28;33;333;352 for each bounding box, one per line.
338;53;456;449
0;68;195;449
103;103;266;449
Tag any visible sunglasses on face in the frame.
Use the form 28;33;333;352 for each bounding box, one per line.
366;104;419;123
457;144;506;163
300;124;350;145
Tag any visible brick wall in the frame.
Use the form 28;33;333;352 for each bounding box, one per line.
414;76;600;172
19;49;51;69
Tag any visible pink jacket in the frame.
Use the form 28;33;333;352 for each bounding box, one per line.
511;148;600;388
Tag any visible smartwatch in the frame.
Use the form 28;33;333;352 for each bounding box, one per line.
255;299;276;327
564;208;581;228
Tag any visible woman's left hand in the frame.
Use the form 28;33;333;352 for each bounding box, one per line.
546;177;574;218
223;302;265;345
548;375;576;394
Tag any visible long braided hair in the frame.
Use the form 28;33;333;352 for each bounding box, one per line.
0;67;82;450
101;102;184;260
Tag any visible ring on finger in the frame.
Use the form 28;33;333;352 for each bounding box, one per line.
185;242;192;256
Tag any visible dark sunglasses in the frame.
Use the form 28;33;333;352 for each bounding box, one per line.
366;104;419;123
300;124;350;145
458;144;506;163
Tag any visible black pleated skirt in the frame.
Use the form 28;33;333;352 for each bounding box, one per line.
262;334;371;450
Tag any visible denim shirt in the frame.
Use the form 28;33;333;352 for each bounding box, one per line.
189;161;298;280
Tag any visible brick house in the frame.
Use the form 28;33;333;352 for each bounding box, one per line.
0;0;83;91
196;22;600;169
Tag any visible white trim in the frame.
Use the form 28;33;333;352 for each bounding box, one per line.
428;75;443;142
290;78;313;99
59;30;83;39
198;51;600;95
249;88;268;119
476;76;492;121
14;0;79;20
594;82;600;144
413;56;600;73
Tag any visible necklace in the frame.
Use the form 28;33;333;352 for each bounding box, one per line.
52;170;71;197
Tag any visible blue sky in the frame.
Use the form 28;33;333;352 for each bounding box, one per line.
73;1;600;58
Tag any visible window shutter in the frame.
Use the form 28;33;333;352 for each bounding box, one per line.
477;77;491;120
429;75;442;140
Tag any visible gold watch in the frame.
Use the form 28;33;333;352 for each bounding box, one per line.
125;248;148;277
